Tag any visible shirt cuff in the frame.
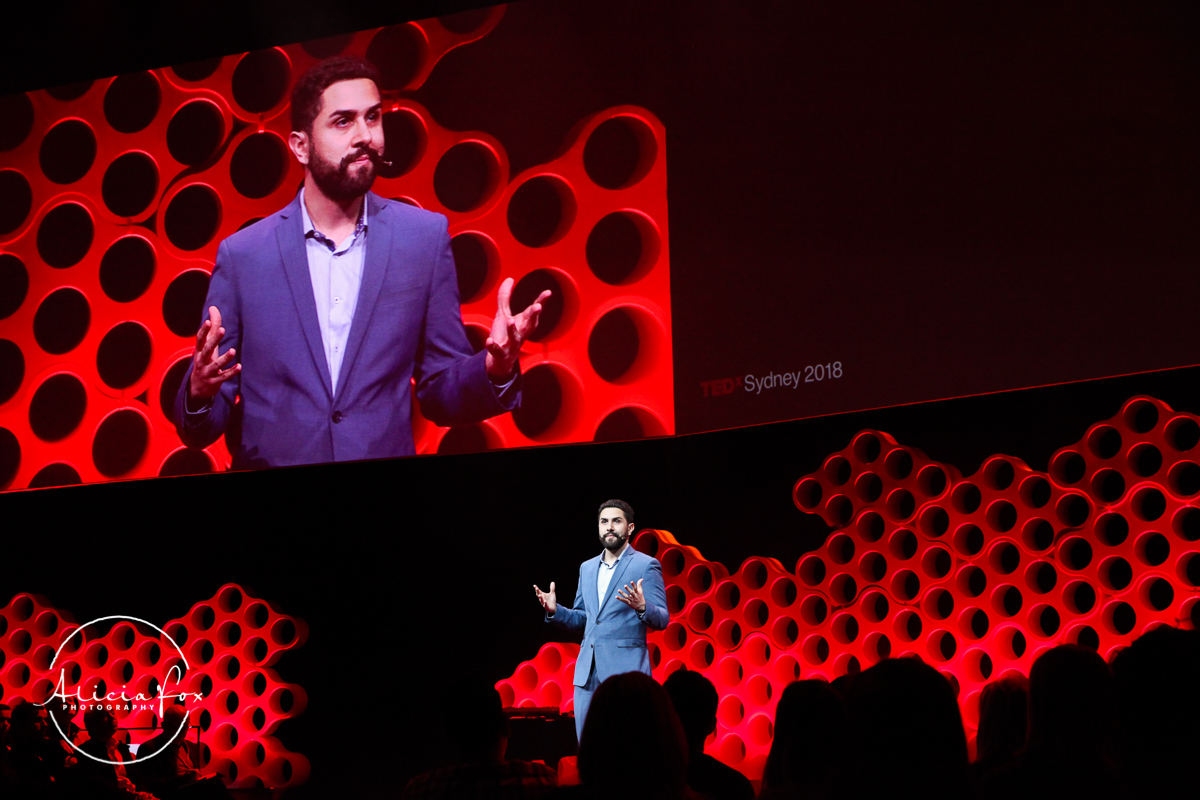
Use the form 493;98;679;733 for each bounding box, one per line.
490;369;518;390
489;365;520;404
185;398;212;418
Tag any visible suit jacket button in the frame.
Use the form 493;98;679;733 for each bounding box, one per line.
332;411;344;423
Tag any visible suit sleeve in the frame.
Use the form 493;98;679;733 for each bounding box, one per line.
641;558;669;631
547;566;587;634
413;217;520;425
173;238;242;448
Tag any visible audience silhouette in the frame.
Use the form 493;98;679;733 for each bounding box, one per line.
1111;626;1200;799
3;625;1198;798
7;700;55;798
970;672;1027;783
137;706;232;800
981;644;1124;800
73;707;158;799
836;656;977;800
560;670;694;800
664;667;755;800
759;680;846;800
403;682;558;799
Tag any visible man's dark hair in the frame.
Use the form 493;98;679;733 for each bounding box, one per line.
290;55;381;136
597;499;634;523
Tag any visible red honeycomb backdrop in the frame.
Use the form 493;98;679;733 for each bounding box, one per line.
0;583;308;790
0;2;673;490
498;395;1200;780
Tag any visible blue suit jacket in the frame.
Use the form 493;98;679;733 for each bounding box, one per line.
548;546;669;687
174;192;516;469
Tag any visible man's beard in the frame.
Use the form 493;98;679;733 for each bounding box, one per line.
601;531;627;552
309;147;377;203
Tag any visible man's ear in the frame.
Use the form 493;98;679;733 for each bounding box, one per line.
288;131;309;166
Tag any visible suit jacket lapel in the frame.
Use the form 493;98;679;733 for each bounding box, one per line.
599;550;635;615
335;192;391;402
583;557;601;616
276;195;333;398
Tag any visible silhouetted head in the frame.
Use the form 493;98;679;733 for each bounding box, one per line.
663;667;718;751
10;700;49;744
975;672;1028;768
443;682;509;764
762;679;846;793
1111;625;1200;795
1027;644;1114;762
83;707;118;743
841;657;972;799
42;695;76;732
579;672;688;799
161;705;190;740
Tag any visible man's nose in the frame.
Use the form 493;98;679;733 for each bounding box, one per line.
351;119;373;146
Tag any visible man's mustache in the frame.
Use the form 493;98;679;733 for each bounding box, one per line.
341;148;391;168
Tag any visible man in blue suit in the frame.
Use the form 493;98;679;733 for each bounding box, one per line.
174;56;548;468
535;499;670;743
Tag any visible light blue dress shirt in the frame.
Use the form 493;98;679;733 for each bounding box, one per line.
299;188;367;394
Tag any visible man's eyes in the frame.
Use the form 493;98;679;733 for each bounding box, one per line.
332;113;381;127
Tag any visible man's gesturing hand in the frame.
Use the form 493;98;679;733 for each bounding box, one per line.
486;278;551;378
616;579;647;613
188;306;240;407
534;582;557;615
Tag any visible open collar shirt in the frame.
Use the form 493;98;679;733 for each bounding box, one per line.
596;540;632;608
299;187;367;394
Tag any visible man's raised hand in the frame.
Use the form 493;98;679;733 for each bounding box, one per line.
534;581;557;615
486;278;551;378
188;306;240;408
616;578;647;613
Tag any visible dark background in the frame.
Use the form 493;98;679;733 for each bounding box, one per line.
405;0;1200;434
3;1;1199;796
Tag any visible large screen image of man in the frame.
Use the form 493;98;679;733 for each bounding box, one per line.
176;56;547;468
